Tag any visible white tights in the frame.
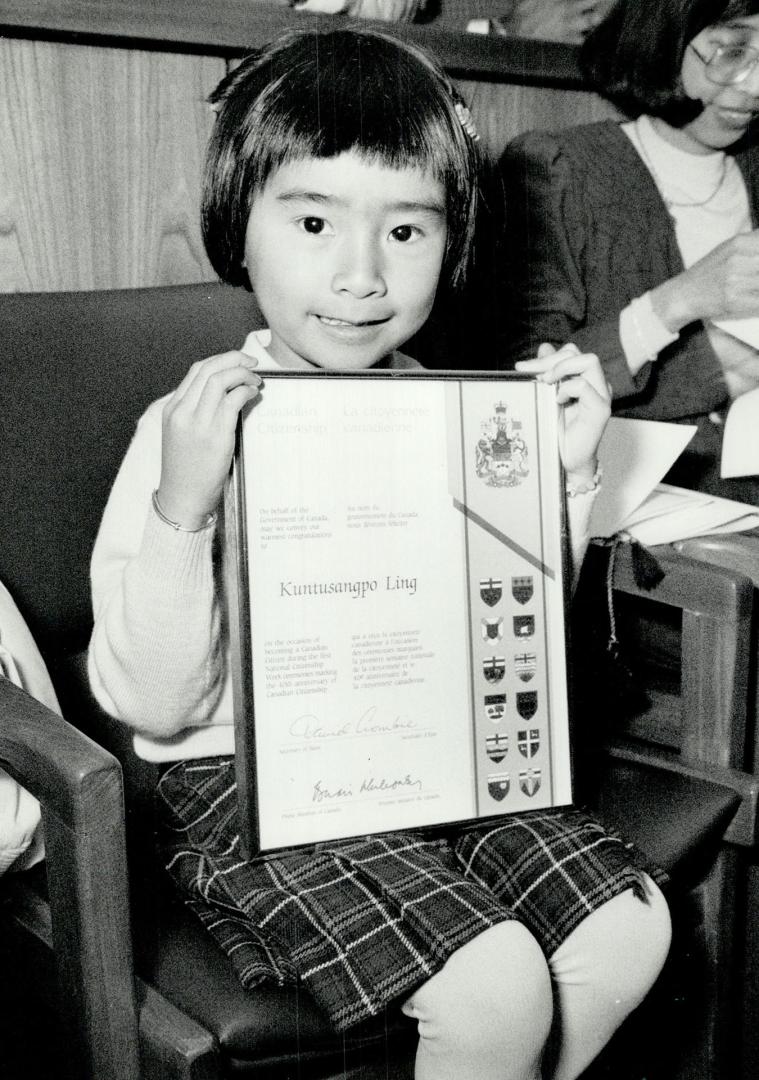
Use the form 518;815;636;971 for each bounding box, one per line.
401;877;671;1080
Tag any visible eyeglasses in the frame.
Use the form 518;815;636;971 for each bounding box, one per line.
690;40;759;85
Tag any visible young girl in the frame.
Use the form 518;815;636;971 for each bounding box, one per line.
89;27;671;1080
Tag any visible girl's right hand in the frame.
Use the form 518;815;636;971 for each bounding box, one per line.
515;342;610;482
651;229;759;331
156;351;261;528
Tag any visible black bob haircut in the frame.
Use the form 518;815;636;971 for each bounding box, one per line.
202;27;481;292
580;0;759;125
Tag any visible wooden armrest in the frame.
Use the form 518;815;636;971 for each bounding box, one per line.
605;543;754;770
675;531;759;585
0;676;120;815
0;677;141;1079
612;542;754;617
606;739;759;849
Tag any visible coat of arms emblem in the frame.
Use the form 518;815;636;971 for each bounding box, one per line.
519;768;542;797
484;693;506;722
475;402;529;488
511;576;534;605
481;617;504;642
485;732;509;764
513;615;535;639
483;656;506;683
480;577;502;607
488;772;511;801
516;691;538;719
514;652;537;682
517;728;540;758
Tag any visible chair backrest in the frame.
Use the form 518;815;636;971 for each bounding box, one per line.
1;284;260;662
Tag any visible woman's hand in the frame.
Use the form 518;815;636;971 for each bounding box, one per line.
515;343;610;485
157;351;261;528
651;229;759;331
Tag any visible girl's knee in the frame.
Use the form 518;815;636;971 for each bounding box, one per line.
552;876;672;1013
404;921;553;1061
618;877;672;1004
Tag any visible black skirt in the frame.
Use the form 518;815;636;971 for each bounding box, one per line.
158;756;663;1032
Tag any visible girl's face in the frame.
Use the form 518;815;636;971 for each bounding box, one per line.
243;151;448;370
678;15;759;151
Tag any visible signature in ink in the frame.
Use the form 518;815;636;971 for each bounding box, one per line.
312;780;354;803
359;774;422;795
290;705;418;741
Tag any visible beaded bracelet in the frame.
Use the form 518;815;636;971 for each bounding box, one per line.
151;489;217;532
565;464;602;499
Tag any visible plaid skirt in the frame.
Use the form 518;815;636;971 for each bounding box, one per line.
157;756;664;1033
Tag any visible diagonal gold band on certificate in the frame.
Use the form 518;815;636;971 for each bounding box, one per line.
452;498;555;580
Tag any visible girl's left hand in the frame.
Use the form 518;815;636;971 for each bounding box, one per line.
515;343;610;485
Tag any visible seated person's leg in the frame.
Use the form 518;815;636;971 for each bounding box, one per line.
548;877;671;1080
402;920;553;1080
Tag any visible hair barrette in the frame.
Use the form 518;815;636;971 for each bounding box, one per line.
454;101;479;142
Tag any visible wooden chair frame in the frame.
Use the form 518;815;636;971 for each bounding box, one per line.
0;679;140;1079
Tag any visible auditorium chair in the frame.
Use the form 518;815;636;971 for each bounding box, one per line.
1;284;757;1080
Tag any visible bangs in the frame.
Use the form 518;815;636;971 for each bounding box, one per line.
246;37;462;190
203;28;479;291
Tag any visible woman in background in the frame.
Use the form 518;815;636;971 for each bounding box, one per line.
501;0;759;499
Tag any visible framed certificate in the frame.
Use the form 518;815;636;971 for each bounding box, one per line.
225;371;573;855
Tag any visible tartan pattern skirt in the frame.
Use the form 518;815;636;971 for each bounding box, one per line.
157;756;664;1033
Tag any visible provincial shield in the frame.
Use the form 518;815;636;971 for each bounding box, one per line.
514;652;537;682
513;615;535;638
480;578;502;607
511;576;534;605
481;617;504;642
486;732;509;764
487;772;510;801
516;691;538;719
519;768;542;797
483;656;506;683
484;693;506;723
517;728;540;758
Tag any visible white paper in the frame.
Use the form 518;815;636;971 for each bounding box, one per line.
721;385;759;478
621;486;711;529
590;417;696;538
713;317;759;350
589;416;759;545
624;483;759;546
700;516;759;535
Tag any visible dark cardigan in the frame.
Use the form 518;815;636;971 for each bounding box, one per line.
498;119;759;497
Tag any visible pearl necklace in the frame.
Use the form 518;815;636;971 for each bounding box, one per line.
635;118;729;211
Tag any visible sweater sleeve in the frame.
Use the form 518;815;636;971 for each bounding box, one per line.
499;132;650;401
88;401;227;738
